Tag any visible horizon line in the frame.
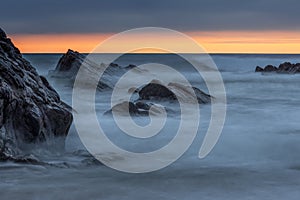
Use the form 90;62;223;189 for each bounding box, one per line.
22;52;300;55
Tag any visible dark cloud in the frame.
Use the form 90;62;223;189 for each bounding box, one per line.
1;0;299;34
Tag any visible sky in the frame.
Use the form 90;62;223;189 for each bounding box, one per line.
1;0;300;53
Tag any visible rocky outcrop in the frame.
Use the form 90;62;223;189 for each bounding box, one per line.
105;79;211;116
255;62;300;74
49;49;124;90
0;28;73;160
138;80;212;104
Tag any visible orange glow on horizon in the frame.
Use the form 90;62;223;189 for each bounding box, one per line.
10;34;112;53
10;31;300;54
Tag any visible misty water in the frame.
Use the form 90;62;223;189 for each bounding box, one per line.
1;54;300;199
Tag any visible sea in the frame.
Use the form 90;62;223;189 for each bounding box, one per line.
1;53;300;200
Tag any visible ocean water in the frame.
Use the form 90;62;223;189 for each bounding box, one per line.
1;54;300;199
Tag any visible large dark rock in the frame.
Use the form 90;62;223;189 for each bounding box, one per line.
138;81;177;101
0;28;73;160
138;80;212;104
255;62;300;74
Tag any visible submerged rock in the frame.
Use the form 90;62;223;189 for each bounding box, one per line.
0;28;73;160
255;62;300;74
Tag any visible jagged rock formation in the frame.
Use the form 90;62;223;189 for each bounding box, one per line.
49;49;124;90
0;28;73;160
55;49;87;72
255;62;300;74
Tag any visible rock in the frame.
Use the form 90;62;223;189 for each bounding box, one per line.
104;101;164;116
128;87;139;93
138;80;177;101
49;50;122;90
264;65;277;72
125;64;137;69
278;62;293;73
277;62;300;73
0;28;6;38
255;62;300;74
50;50;149;90
289;63;300;73
191;86;212;104
55;49;85;72
109;63;120;68
135;101;151;110
104;101;139;116
0;28;73;160
138;80;212;104
167;82;212;104
255;66;264;72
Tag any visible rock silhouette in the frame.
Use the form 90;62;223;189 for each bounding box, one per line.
255;62;300;74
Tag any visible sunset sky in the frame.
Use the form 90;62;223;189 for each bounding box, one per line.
1;0;300;53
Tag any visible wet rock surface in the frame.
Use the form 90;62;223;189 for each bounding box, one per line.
0;28;73;160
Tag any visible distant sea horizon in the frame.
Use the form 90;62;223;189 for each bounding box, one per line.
23;52;300;54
